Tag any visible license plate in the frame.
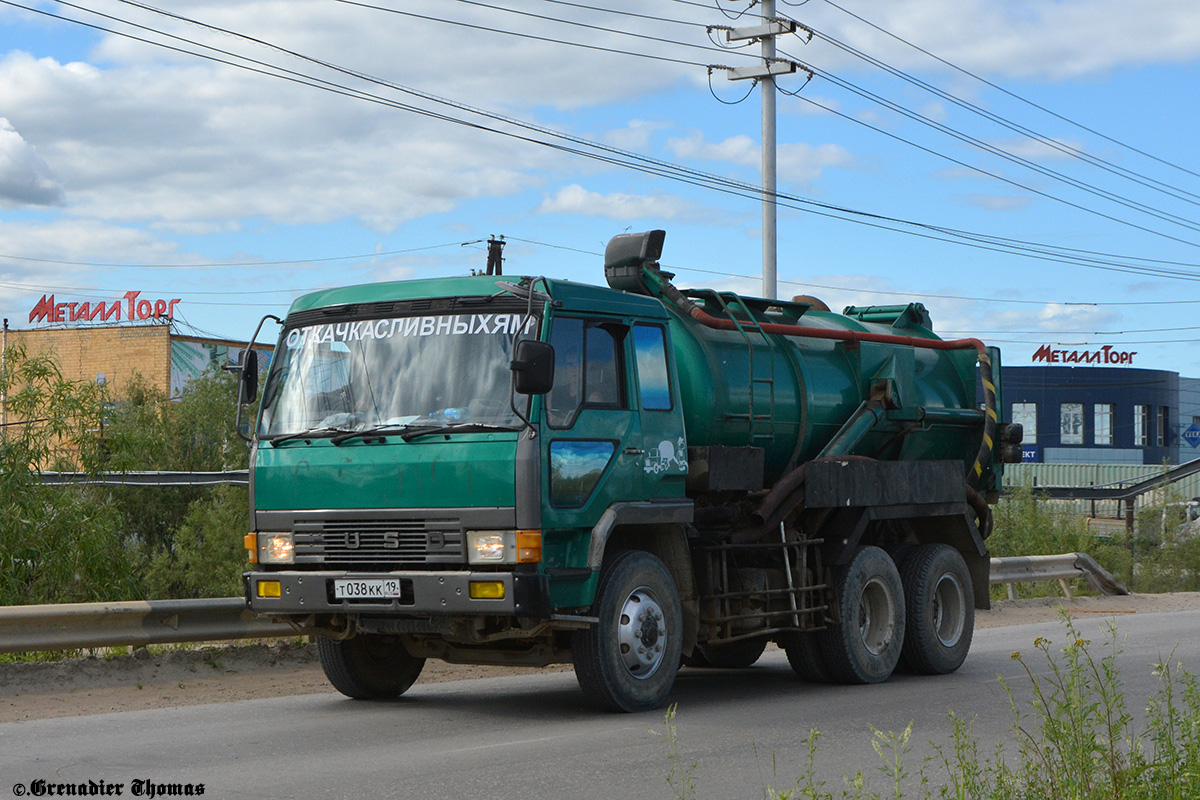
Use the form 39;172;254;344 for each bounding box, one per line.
333;578;405;599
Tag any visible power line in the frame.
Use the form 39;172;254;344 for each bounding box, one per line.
814;0;1200;182
799;23;1200;209
783;87;1200;256
333;0;1200;264
0;279;301;296
506;236;1200;307
18;0;1200;286
946;326;1200;336
332;0;729;69
0;240;477;269
454;0;713;38
779;49;1200;247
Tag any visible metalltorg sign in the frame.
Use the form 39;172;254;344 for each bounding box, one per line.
1031;343;1137;366
29;292;181;324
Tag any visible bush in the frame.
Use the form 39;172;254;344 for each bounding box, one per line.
989;484;1132;598
142;485;250;599
0;345;138;605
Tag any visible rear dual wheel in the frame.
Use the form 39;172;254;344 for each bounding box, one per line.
899;544;974;674
820;545;905;684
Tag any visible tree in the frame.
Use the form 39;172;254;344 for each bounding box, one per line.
0;345;138;605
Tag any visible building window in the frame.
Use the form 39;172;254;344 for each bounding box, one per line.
1060;403;1084;445
1134;405;1150;446
1094;404;1113;446
1158;407;1168;447
1012;403;1037;444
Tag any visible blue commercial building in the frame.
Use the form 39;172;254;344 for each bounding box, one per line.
1001;366;1200;465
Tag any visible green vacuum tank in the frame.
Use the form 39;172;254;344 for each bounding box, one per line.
605;229;998;492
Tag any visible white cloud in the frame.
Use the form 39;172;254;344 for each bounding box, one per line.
0;117;64;207
603;120;671;151
801;0;1200;80
988;137;1087;162
536;184;703;221
667;132;853;183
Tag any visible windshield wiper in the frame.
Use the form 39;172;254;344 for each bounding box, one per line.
329;425;413;445
266;426;353;446
399;423;518;442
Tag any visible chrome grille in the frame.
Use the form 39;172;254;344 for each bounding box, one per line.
293;517;465;567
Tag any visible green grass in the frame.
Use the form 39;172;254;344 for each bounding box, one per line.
653;615;1200;799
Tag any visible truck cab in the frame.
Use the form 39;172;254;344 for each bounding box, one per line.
244;274;693;709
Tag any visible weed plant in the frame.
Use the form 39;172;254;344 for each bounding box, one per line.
992;483;1200;596
653;616;1200;799
989;484;1132;599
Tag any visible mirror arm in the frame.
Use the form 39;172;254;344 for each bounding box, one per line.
233;314;282;443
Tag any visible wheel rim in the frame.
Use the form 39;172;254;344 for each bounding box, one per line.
932;572;966;647
857;576;896;656
617;585;668;680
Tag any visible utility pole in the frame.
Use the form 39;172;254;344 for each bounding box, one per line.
486;235;505;276
725;4;795;300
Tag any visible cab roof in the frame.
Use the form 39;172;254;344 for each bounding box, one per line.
287;274;670;319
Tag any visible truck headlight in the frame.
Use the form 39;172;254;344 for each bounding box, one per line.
468;531;513;564
467;530;541;565
258;532;295;565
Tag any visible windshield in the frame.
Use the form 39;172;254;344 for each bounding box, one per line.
258;312;538;438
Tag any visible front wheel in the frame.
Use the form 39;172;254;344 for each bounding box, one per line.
820;546;905;685
573;550;683;712
317;633;425;699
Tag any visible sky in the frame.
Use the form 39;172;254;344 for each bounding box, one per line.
2;0;1200;374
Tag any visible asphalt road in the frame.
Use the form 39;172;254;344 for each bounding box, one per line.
4;611;1199;800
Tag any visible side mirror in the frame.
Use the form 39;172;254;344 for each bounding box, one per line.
239;348;259;404
511;340;554;395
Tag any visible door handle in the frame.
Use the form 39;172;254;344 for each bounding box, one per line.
623;447;644;455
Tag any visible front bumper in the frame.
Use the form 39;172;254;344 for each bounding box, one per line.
243;570;550;617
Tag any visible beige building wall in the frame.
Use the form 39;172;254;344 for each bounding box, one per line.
6;323;173;396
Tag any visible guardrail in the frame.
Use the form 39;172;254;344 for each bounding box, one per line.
37;470;249;486
989;552;1128;600
0;598;293;654
0;554;1128;655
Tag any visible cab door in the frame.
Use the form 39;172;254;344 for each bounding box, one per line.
631;321;688;499
540;315;645;531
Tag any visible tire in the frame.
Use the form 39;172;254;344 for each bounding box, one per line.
317;633;426;699
695;638;768;669
572;550;683;713
783;632;832;683
819;546;905;685
899;544;974;675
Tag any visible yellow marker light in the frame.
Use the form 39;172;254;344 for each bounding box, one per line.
516;530;542;564
244;533;258;564
469;581;505;600
257;580;282;598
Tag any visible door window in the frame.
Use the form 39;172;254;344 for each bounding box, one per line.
546;318;626;428
633;324;672;411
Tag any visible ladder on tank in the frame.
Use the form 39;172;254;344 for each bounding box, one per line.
691;289;782;447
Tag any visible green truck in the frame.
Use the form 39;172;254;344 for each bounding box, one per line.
239;230;1020;712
